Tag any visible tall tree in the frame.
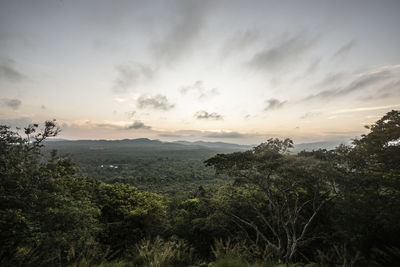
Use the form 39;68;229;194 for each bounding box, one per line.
205;138;340;264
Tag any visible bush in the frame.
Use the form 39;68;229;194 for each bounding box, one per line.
134;236;194;267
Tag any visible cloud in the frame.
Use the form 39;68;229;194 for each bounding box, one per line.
332;40;356;59
94;122;121;129
1;98;21;109
300;112;321;119
312;72;346;89
152;1;210;65
204;131;244;138
112;63;154;93
360;80;400;101
0;59;26;83
126;110;136;119
137;94;175;110
304;65;400;101
60;120;153;132
220;30;260;59
264;98;286;111
194;110;223;120
180;80;218;99
305;58;321;75
332;104;400;114
127;120;152;130
248;34;318;72
0;117;32;127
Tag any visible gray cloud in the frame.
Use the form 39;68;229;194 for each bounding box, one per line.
152;1;210;65
94;123;121;129
180;80;218;99
304;68;395;101
0;117;32;127
137;94;175;110
113;63;154;93
300;112;321;119
194;110;223;120
127;120;152;130
264;98;286;111
312;72;347;90
305;58;321;75
361;80;400;101
2;98;21;109
332;40;356;59
126;110;136;119
248;34;318;72
205;131;244;138
220;30;260;59
0;59;26;83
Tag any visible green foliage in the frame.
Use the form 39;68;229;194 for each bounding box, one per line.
94;183;166;257
206;138;340;264
0;121;102;266
43;141;238;195
134;236;194;267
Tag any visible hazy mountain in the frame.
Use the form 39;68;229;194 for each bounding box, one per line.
44;138;352;153
44;138;252;151
291;140;349;153
173;140;251;150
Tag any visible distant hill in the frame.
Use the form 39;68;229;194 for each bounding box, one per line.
44;138;251;151
173;140;251;150
291;140;349;153
44;138;351;154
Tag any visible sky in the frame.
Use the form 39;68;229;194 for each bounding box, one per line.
0;0;399;145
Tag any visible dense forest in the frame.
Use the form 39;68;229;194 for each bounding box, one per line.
1;110;399;267
42;139;247;195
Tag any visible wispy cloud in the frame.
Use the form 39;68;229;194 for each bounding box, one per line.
0;59;26;83
1;98;21;109
152;1;211;65
112;63;154;93
300;112;321;119
137;95;175;110
180;80;218;99
248;34;318;72
264;98;286;111
303;65;399;101
0;117;32;127
94;122;121;129
332;40;356;59
194;110;223;120
305;58;321;75
127;120;152;130
125;110;136;119
312;72;347;90
332;104;400;114
360;80;400;101
220;30;260;59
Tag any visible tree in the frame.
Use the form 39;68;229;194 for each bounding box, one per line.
0;121;101;266
205;138;340;265
94;182;166;257
329;110;400;265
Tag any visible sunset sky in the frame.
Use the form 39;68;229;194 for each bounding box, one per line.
1;0;399;144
